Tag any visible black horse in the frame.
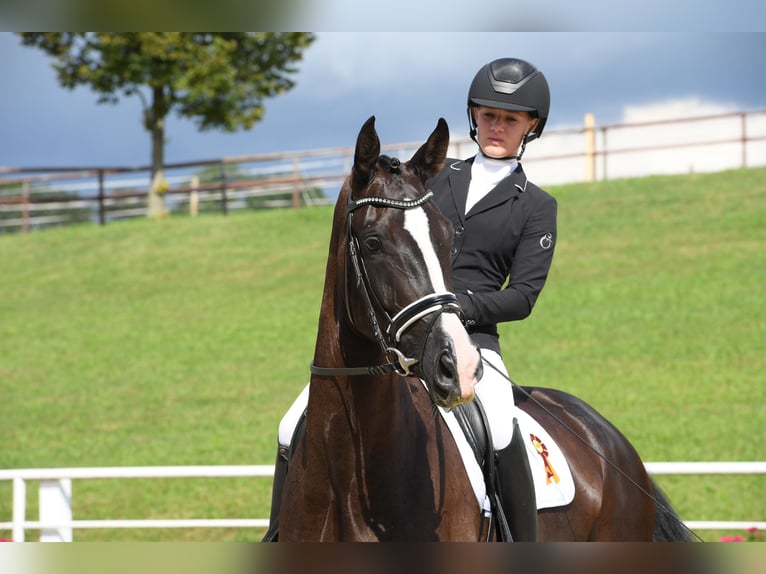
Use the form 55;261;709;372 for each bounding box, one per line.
276;117;691;542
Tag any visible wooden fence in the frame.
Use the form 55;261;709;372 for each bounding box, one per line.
1;108;765;234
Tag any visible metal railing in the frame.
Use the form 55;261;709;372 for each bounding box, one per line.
1;462;764;542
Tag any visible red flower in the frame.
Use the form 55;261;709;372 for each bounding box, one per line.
719;535;746;542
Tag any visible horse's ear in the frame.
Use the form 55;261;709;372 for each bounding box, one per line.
409;117;449;184
352;116;381;197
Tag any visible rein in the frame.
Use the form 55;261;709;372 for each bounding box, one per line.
310;185;463;378
482;358;704;542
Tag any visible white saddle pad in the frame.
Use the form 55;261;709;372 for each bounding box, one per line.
440;404;575;512
512;406;575;510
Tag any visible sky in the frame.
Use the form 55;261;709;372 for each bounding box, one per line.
1;32;765;171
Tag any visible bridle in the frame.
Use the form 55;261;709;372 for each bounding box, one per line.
310;168;463;378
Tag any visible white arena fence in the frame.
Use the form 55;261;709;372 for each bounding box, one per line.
1;462;764;542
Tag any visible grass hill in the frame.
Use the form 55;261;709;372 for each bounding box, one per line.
1;166;764;541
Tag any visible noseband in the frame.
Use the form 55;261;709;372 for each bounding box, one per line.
310;178;463;378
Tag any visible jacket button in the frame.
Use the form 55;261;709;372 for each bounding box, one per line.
455;226;464;236
450;247;458;256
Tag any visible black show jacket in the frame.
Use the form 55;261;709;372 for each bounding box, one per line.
429;158;557;354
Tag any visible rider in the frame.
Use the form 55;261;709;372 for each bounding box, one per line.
428;57;557;541
262;57;556;542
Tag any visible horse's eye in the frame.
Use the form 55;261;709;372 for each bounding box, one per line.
364;237;382;252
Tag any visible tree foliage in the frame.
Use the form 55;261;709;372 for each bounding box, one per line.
18;32;316;217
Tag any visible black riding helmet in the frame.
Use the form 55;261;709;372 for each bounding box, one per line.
467;58;550;151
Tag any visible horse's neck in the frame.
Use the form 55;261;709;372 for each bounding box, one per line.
312;290;416;450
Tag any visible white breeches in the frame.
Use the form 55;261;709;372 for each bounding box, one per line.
472;348;516;450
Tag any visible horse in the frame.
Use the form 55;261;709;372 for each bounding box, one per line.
277;116;691;542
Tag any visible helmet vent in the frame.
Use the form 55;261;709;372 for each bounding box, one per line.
490;58;536;85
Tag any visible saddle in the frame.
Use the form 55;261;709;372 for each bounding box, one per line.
452;393;538;542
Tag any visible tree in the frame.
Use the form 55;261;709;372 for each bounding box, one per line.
18;32;316;218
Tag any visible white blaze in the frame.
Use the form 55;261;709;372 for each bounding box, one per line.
403;207;446;292
404;208;480;401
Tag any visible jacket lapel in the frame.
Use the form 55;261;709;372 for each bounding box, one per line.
446;159;473;221
466;165;528;218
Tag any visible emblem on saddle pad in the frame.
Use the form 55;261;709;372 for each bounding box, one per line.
530;434;560;484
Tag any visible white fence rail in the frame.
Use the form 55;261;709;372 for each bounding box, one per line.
1;462;764;542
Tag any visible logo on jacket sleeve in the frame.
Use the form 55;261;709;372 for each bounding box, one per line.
539;232;554;249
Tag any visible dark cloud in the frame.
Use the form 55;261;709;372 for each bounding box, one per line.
1;32;764;168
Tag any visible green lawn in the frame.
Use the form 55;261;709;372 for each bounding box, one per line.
1;167;764;541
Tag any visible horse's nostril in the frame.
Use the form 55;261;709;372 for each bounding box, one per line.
436;351;457;389
441;351;456;377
